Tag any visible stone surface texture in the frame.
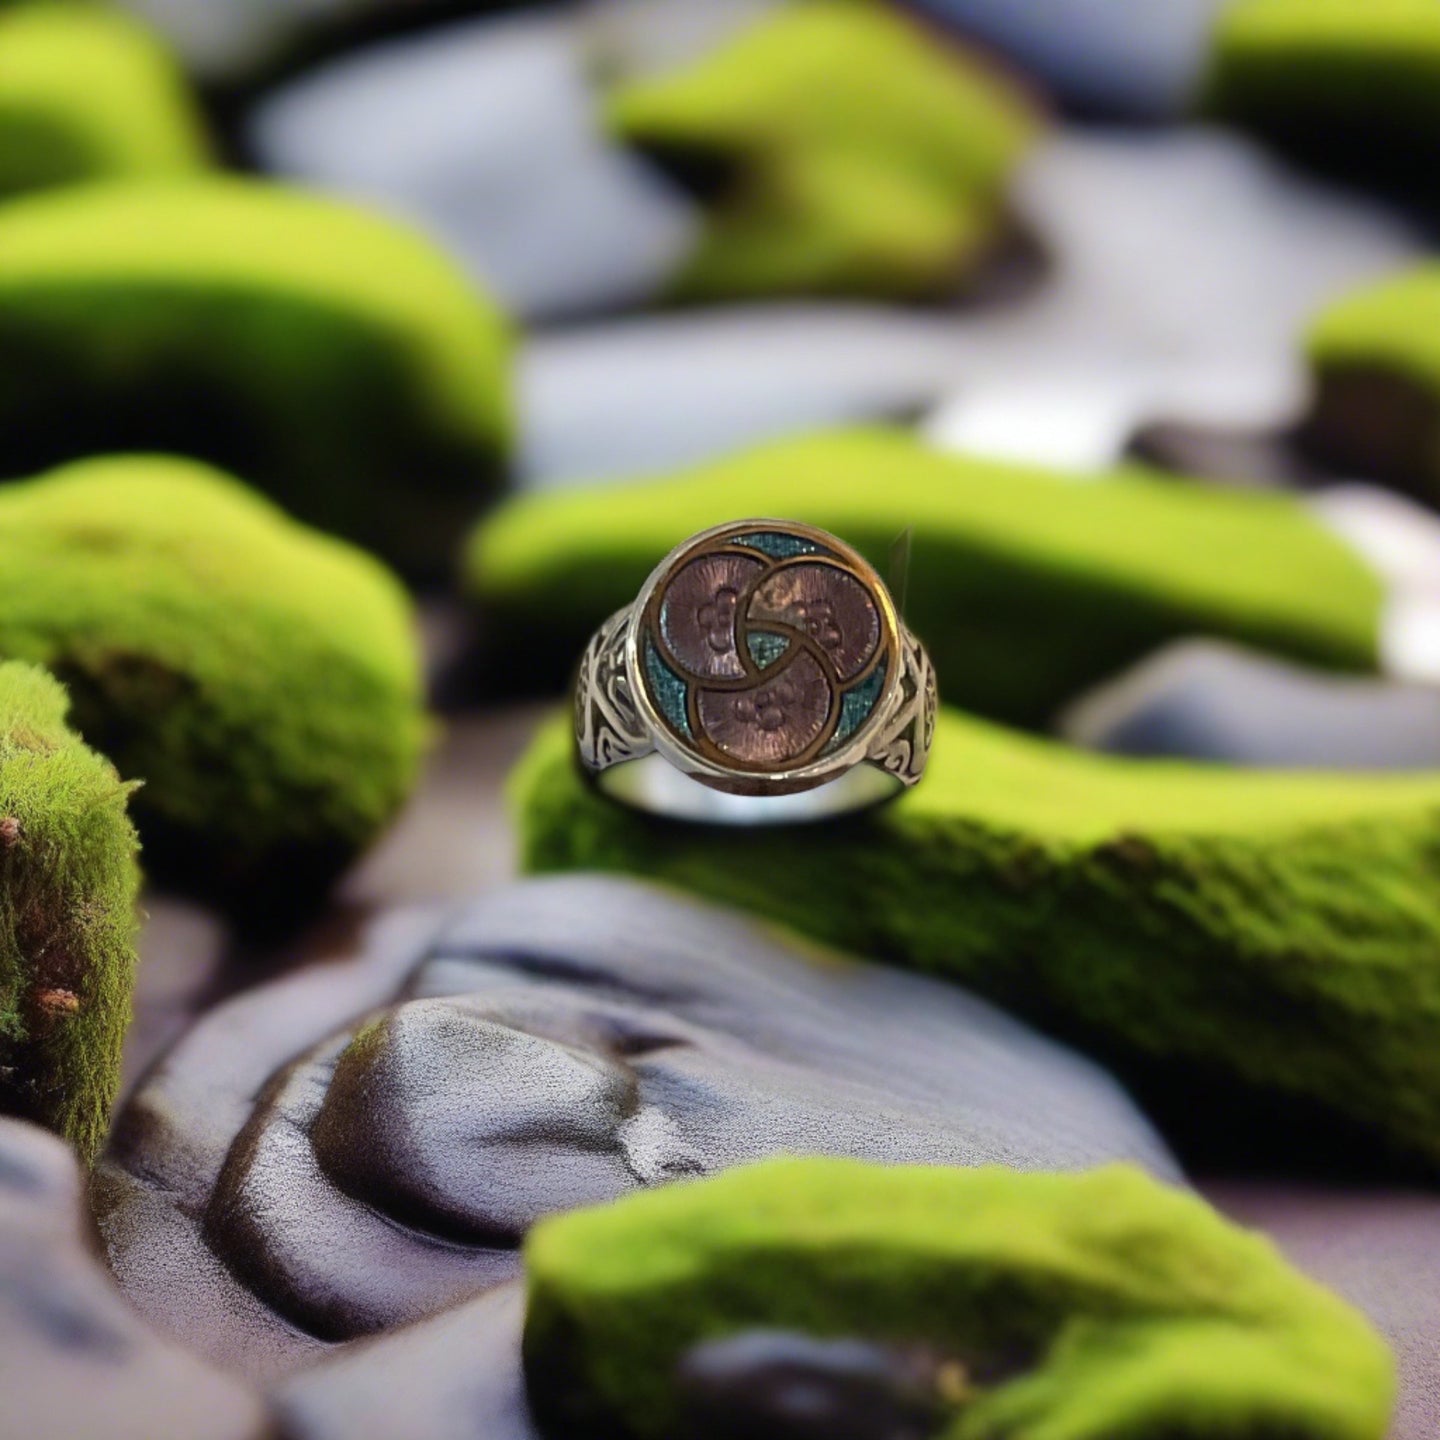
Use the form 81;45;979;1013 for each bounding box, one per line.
0;1118;268;1440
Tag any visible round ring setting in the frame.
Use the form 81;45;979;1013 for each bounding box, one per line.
575;520;936;821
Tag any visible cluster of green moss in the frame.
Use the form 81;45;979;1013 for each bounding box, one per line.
468;429;1383;726
525;1157;1393;1440
0;661;139;1163
513;707;1440;1168
607;0;1040;300
1204;0;1440;180
0;455;427;913
0;6;208;201
0;177;513;574
1305;266;1440;505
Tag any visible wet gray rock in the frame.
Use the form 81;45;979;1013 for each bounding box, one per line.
98;876;1177;1377
247;12;699;321
905;0;1227;118
1061;640;1440;769
0;1118;268;1440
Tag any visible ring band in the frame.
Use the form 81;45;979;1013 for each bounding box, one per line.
574;519;936;823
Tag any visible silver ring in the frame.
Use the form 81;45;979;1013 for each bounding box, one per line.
574;519;936;823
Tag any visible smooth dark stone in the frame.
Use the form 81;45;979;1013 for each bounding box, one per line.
0;1119;268;1440
676;1331;944;1440
1299;367;1440;511
100;876;1177;1370
1061;640;1440;769
1126;421;1314;487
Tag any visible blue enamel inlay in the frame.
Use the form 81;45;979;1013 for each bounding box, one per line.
733;531;830;560
644;638;691;738
747;631;790;669
825;660;888;753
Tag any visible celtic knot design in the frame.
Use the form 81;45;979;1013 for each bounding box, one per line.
575;606;652;773
868;626;936;789
638;529;894;774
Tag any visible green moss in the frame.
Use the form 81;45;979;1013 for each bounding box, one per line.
0;177;513;574
468;429;1382;726
513;707;1440;1167
1204;0;1440;180
0;455;426;913
0;662;139;1163
0;6;208;200
525;1157;1393;1440
607;0;1039;300
1311;269;1440;389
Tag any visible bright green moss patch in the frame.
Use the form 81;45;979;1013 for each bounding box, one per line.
525;1158;1394;1440
1205;0;1440;180
0;177;513;574
0;662;139;1163
0;6;208;200
514;707;1440;1168
0;455;426;914
607;0;1039;300
469;429;1383;726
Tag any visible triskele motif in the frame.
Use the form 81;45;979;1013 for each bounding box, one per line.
639;529;894;773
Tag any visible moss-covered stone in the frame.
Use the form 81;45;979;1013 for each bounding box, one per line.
1204;0;1440;184
525;1157;1394;1440
468;429;1383;726
0;177;512;574
1303;267;1440;507
0;455;426;912
0;6;208;201
513;707;1440;1169
0;662;139;1163
606;0;1039;300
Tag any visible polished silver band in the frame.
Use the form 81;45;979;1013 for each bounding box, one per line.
575;601;936;824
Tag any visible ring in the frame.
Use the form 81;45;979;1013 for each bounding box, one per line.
574;519;937;823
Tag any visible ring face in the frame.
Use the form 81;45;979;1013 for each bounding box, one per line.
633;521;902;783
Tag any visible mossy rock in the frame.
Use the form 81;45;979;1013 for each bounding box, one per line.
468;429;1383;726
606;0;1039;300
0;455;426;914
1302;267;1440;507
0;177;513;575
513;707;1440;1169
1204;0;1440;185
0;662;139;1163
524;1157;1394;1440
0;6;208;201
